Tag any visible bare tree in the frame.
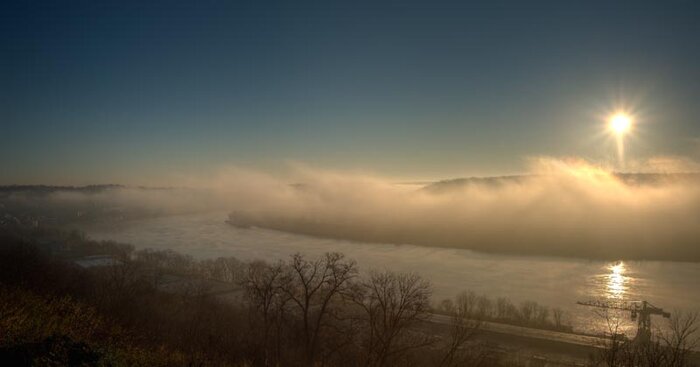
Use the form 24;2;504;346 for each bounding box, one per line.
455;291;478;317
199;256;245;283
533;303;549;327
242;260;287;366
519;301;537;325
591;309;699;367
135;249;170;287
659;311;699;367
552;307;565;329
355;271;433;367
476;295;493;319
495;297;509;320
438;292;485;367
280;252;358;366
592;309;629;367
99;259;144;303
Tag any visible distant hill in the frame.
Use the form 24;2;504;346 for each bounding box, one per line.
422;172;700;193
0;185;125;195
0;185;178;196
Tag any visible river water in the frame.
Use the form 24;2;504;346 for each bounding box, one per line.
84;211;700;336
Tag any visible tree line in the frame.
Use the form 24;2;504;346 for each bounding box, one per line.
0;228;489;366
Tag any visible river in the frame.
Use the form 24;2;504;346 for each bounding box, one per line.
83;211;700;336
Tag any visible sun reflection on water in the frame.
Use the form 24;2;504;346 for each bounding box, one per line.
575;261;640;336
605;261;628;299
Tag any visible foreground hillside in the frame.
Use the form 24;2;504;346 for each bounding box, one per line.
2;224;699;366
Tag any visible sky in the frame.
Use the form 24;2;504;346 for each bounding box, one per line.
2;0;700;185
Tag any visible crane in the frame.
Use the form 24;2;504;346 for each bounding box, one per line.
577;300;670;343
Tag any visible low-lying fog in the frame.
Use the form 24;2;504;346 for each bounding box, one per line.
216;158;700;261
8;157;700;261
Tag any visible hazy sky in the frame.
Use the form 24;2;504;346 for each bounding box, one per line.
2;1;700;184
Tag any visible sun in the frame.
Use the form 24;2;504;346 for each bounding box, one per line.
608;112;632;135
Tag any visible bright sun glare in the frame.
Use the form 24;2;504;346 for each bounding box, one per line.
608;112;632;135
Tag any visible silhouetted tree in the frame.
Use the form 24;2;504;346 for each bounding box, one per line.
356;271;433;367
280;252;358;366
438;292;486;367
243;260;288;366
592;309;699;367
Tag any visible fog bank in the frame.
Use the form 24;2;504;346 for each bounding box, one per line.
4;157;700;261
216;158;700;261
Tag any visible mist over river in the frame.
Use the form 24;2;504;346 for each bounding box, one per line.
83;211;700;336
